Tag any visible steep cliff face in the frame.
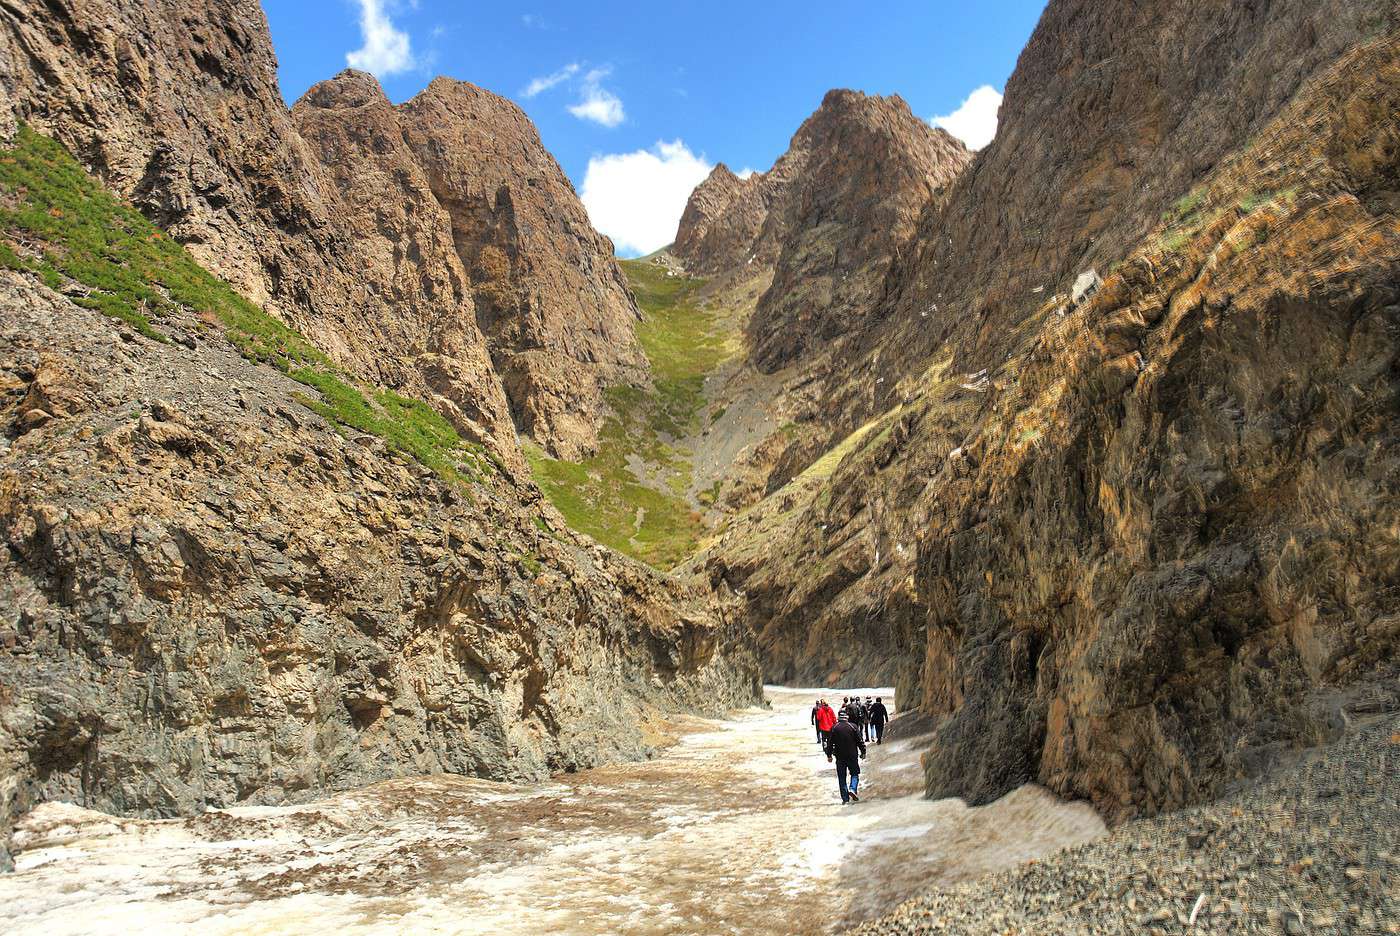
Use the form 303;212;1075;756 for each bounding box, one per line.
0;0;642;460
671;164;771;276
860;0;1398;393
698;1;1400;821
289;71;515;448
746;90;970;373
398;78;648;460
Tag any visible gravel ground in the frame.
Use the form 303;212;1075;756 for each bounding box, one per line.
849;714;1399;935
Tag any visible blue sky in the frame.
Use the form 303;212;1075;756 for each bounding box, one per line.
262;0;1048;256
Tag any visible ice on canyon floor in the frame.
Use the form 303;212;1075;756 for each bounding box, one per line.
0;686;1104;936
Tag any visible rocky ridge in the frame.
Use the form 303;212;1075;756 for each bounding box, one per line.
396;77;648;459
674;89;970;373
666;90;971;511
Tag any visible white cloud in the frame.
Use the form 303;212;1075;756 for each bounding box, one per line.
569;66;625;127
522;63;579;98
579;140;714;256
931;85;1003;150
735;167;757;179
346;0;415;77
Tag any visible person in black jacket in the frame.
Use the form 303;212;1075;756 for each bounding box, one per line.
870;697;889;744
823;710;867;803
810;699;823;744
846;697;866;740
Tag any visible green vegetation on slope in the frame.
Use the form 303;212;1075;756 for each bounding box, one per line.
0;125;491;485
525;258;734;569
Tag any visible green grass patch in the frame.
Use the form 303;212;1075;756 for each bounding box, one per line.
1161;189;1206;226
797;406;904;485
1237;187;1299;215
0;126;488;486
522;257;737;569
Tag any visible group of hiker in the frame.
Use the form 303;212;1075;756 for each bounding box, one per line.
809;695;889;804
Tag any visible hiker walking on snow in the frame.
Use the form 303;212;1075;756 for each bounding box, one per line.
815;699;836;747
824;709;867;803
870;696;889;744
847;697;866;741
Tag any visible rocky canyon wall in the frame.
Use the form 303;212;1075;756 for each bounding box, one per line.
695;0;1400;822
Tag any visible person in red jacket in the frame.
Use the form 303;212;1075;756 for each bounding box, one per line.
815;699;837;748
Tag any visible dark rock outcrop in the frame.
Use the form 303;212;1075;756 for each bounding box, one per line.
672;163;776;276
863;0;1400;394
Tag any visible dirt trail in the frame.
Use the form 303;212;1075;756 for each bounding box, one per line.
0;687;1104;935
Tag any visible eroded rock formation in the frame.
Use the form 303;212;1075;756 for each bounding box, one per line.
669;90;971;510
0;274;755;864
397;78;648;459
674;90;971;373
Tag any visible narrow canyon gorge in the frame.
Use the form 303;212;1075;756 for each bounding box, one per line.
1;0;1397;932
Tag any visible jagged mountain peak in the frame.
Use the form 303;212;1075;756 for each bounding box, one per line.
296;68;389;109
673;83;973;373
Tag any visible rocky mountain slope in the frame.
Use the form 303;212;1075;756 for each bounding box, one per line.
396;77;648;459
0;0;759;870
673;89;970;375
690;0;1400;823
0;0;643;460
658;91;973;515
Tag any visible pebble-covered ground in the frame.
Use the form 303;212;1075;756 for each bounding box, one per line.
849;714;1400;935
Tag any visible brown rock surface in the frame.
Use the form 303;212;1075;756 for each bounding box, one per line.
698;2;1400;822
861;0;1400;395
670;90;971;509
675;90;971;373
289;70;515;448
672;163;776;276
398;78;648;459
747;90;970;373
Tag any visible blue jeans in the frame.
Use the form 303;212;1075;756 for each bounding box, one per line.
836;759;861;802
